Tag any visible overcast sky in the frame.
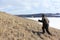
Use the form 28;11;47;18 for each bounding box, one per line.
0;0;60;15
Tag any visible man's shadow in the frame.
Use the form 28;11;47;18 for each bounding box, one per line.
32;30;43;37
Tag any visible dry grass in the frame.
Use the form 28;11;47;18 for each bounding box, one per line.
0;12;60;40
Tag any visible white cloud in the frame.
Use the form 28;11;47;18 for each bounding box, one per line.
0;5;13;10
0;0;60;15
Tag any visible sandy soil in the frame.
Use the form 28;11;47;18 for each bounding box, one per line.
0;12;60;40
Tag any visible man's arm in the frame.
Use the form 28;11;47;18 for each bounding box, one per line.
38;20;43;22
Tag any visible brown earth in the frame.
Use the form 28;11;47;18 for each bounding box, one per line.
0;12;60;40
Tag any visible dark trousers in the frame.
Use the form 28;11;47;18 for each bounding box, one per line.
42;24;51;35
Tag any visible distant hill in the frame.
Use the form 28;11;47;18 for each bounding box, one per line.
0;12;60;40
16;13;60;17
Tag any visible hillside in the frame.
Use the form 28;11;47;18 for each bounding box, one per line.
0;12;60;40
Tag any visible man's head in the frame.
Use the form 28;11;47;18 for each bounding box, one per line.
42;14;45;17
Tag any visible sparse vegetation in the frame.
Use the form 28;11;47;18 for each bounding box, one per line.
0;12;60;40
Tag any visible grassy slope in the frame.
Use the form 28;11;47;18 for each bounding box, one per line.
0;12;60;40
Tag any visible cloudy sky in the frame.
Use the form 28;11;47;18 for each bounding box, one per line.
0;0;60;15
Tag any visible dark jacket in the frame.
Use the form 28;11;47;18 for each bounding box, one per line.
38;17;49;27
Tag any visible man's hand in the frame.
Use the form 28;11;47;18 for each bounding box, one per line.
38;20;41;22
38;20;43;22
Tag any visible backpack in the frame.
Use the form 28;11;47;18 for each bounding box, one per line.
43;17;49;24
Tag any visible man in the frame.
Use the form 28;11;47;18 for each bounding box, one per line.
38;14;51;35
